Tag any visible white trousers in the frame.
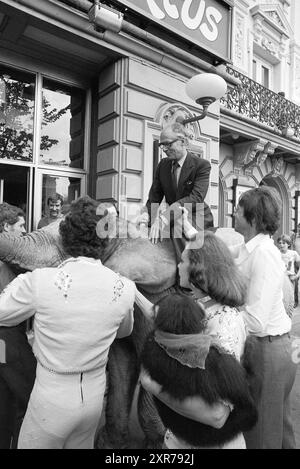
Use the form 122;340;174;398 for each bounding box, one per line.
18;364;106;449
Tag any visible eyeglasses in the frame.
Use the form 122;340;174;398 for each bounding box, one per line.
158;138;184;150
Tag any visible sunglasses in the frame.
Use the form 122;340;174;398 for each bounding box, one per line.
158;138;184;150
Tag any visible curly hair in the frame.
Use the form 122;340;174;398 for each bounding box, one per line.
59;196;108;259
0;202;25;233
186;231;246;307
238;186;281;235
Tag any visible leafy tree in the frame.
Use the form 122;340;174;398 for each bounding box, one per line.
0;76;69;161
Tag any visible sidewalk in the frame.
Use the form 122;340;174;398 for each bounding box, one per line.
291;307;300;448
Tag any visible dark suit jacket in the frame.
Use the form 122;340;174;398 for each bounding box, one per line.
145;152;213;230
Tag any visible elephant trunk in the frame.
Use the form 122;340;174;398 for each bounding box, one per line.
0;229;67;271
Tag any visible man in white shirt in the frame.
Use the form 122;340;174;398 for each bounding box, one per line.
233;186;297;449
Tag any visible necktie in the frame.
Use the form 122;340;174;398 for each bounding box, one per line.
172;161;180;191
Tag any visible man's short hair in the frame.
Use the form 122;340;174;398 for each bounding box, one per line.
47;193;64;206
238;186;281;236
0;202;25;233
277;234;292;247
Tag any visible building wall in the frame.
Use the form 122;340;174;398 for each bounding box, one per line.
96;57;221;222
233;0;300;102
219;142;295;231
220;0;300;233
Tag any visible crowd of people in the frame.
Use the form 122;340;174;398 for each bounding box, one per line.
0;123;298;449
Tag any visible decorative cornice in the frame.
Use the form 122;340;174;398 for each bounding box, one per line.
250;4;293;38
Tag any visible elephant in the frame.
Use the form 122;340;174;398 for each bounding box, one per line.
0;210;294;448
0;209;177;448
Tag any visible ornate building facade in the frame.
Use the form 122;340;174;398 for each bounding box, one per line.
1;0;300;235
219;0;300;235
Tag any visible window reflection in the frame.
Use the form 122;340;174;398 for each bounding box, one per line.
40;79;85;168
38;174;81;229
0;65;35;161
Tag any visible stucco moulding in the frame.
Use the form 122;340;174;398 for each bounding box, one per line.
233;139;278;175
270;156;284;177
250;3;293;39
157;103;198;140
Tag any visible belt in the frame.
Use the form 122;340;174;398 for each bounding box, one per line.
257;332;291;342
37;359;102;375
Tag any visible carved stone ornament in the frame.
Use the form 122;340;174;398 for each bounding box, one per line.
160;104;196;139
253;16;263;43
271;156;284;176
233;139;266;175
234;139;277;175
261;36;278;57
250;4;292;41
256;141;278;167
235;13;245;67
266;10;285;29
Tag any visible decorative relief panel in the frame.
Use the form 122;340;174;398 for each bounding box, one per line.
266;10;285;29
156;103;198;140
235;12;246;68
261;35;278;56
271;156;284;177
295;57;300;102
253;15;264;44
251;3;292;61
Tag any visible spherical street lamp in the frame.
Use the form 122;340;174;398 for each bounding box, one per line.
178;73;228;125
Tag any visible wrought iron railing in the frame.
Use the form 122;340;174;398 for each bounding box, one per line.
220;66;300;140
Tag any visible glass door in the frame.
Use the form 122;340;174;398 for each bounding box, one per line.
34;168;86;229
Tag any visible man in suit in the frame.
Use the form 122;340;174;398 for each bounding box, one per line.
138;122;213;246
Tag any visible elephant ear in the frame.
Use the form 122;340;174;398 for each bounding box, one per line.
0;220;67;271
104;238;177;294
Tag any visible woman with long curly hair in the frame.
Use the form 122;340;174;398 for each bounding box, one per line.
180;231;247;360
0;196;135;449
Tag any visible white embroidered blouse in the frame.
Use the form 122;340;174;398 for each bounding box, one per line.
0;257;135;374
202;303;247;361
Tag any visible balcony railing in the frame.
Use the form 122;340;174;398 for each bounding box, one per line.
220;66;300;140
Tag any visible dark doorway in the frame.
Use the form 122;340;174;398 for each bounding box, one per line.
0;164;29;216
